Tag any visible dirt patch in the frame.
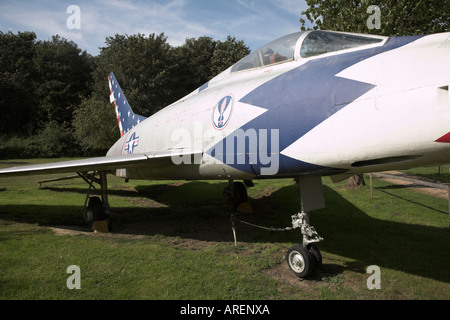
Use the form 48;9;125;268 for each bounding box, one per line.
48;225;149;240
264;262;312;286
48;223;226;252
165;237;218;251
262;262;337;297
49;225;92;236
374;171;449;199
129;198;168;208
253;186;277;199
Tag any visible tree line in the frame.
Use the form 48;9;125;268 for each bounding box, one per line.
0;31;250;158
300;0;448;36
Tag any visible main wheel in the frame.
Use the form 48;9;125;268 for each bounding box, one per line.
286;245;313;278
308;243;322;269
83;196;105;227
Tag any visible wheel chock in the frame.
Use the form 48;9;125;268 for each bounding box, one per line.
237;202;253;214
92;220;110;233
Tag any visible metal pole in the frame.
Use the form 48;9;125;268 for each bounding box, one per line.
294;176;304;212
370;173;373;200
99;171;110;216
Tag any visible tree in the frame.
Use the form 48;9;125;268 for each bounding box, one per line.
172;36;217;98
72;97;117;154
33;35;94;126
172;35;250;99
300;0;449;36
93;33;175;117
210;36;250;76
0;32;94;157
0;31;37;134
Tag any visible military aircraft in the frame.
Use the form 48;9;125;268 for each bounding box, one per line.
1;30;449;278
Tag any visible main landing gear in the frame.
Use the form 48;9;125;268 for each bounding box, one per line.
79;171;111;232
223;179;253;213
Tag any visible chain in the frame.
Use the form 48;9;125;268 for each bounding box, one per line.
230;214;295;246
230;212;322;247
235;218;294;232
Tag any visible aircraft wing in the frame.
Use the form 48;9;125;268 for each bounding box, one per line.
0;149;202;177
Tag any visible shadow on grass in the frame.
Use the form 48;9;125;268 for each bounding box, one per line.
375;185;448;215
1;181;449;283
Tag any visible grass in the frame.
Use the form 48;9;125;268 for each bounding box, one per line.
0;158;449;300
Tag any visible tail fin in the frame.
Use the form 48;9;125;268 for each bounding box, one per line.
108;72;147;137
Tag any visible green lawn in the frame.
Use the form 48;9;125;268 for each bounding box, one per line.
0;159;449;300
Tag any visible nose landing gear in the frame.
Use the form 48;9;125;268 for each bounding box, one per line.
286;212;323;278
227;176;325;278
286;176;325;278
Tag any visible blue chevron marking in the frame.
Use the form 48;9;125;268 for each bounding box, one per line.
206;35;424;176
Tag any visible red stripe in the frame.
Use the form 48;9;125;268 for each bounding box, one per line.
435;132;450;143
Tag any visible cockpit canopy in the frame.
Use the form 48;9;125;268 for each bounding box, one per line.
230;31;385;73
231;32;301;73
300;31;384;58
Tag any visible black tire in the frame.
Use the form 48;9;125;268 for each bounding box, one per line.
84;197;105;227
308;243;322;269
286;245;313;278
233;182;248;208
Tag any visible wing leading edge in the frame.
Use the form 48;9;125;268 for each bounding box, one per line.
0;149;203;177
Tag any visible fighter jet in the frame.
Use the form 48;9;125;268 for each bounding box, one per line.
1;30;449;278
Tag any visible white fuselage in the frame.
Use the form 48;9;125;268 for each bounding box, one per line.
107;31;450;181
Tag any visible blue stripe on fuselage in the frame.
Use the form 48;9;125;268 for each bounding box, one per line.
206;35;424;177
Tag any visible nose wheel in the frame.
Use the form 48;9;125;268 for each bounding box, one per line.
286;243;322;278
286;245;312;278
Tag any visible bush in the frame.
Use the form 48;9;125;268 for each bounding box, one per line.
0;122;83;159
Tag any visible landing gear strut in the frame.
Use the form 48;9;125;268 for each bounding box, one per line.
80;171;111;231
286;176;325;278
286;212;323;278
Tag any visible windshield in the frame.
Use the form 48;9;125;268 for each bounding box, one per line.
300;31;384;58
231;32;303;73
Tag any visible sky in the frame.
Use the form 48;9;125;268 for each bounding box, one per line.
0;0;313;56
